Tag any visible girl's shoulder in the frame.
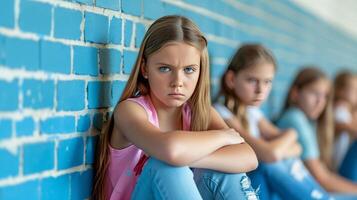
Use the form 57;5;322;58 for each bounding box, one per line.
278;107;308;127
213;102;234;120
116;95;159;127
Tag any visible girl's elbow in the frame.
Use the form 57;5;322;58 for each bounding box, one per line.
240;146;258;172
161;139;188;166
247;153;259;171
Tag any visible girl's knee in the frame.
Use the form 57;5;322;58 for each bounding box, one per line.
145;157;193;176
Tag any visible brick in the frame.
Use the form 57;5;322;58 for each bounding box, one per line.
0;0;15;28
135;23;146;48
16;117;35;137
41;116;75;134
73;46;98;76
85;136;97;164
87;81;111;108
4;37;40;70
23;142;54;174
84;12;108;44
123;50;137;74
143;0;163;20
111;80;125;104
122;0;142;16
124;20;133;47
0;148;19;178
19;1;51;35
77;114;90;132
99;48;121;74
57;137;84;170
70;170;93;200
0;119;12;139
54;7;82;40
0;34;5;64
163;3;184;15
57;80;85;111
0;79;18;111
22;79;54;109
41;175;70;200
109;17;122;44
40;40;71;74
0;180;39;200
96;0;120;11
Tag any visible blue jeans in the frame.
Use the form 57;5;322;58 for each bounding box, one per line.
131;157;258;200
339;141;357;182
249;158;331;200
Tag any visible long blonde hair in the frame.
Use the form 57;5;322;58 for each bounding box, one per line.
92;15;210;200
215;44;276;132
283;67;334;168
333;71;356;103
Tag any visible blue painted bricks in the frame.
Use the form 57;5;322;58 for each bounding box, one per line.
85;12;109;44
57;80;85;111
0;79;18;111
23;142;55;174
54;7;82;40
1;0;357;199
19;1;51;35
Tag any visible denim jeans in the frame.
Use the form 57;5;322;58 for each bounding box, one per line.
249;158;331;200
131;157;258;200
339;141;357;182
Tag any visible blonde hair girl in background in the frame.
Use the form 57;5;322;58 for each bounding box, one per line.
214;44;331;200
333;71;357;181
277;67;357;198
92;15;259;200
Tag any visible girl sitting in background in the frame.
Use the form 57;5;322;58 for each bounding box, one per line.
214;44;330;200
333;71;357;181
277;67;357;198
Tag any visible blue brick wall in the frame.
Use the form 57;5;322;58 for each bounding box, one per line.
1;0;357;199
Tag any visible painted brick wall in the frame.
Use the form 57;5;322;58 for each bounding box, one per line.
0;0;357;199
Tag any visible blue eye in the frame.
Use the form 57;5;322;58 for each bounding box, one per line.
248;78;257;83
159;66;170;72
184;66;196;74
265;80;272;85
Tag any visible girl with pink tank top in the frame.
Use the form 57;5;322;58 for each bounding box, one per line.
92;15;258;200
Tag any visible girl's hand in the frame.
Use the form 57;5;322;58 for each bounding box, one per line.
223;128;245;145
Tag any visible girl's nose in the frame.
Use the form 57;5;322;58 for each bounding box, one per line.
171;71;183;87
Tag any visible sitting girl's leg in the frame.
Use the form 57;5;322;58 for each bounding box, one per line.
193;168;258;200
131;157;202;200
339;141;357;182
264;158;330;200
248;164;279;200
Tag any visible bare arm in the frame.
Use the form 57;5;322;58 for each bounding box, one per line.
188;107;258;173
304;159;357;193
113;100;243;166
335;121;357;138
259;118;302;159
223;115;300;163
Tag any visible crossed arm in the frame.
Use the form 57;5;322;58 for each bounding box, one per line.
112;100;258;173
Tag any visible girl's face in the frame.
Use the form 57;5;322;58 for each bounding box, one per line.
143;42;201;108
296;79;330;120
341;78;357;106
229;62;275;106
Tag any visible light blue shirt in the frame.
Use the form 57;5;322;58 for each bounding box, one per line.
277;107;320;160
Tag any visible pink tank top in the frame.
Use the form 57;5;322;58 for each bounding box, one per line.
106;95;191;200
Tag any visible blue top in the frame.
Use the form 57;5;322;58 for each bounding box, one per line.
277;107;319;160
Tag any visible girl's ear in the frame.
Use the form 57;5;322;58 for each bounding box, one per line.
140;59;148;79
225;70;236;90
